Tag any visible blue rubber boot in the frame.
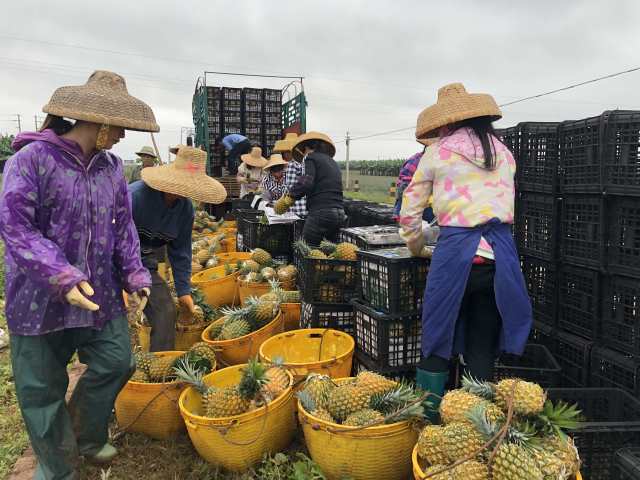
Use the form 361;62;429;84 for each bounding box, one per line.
416;369;448;424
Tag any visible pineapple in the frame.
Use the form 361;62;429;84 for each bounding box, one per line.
274;195;294;215
251;248;272;265
245;297;277;327
220;319;251;340
148;355;177;382
241;260;261;274
238;358;271;407
260;267;277;281
282;290;301;303
441;422;484;462
301;374;335;410
335;242;359;261
451;460;489;480
263;359;290;400
224;262;235;276
311;408;336;423
422;466;452;480
134;350;154;374
277;265;297;284
440;390;505;425
369;382;426;423
294;240;312;258
326;384;370;422
538;435;580;478
188;342;217;371
531;447;570;480
298;390;337;424
494;379;546;416
343;408;384;427
260;292;280;303
492;443;543;480
207;321;224;340
355;370;397;396
204;386;250;417
196;249;210;265
309;249;327;259
319;239;337;256
130;369;150;383
417;425;448;465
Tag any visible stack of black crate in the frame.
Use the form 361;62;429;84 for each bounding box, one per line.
205;87;223;172
242;88;264;149
263;89;283;157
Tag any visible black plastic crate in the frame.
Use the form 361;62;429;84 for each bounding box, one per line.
339;225;405;251
300;302;355;336
495;126;520;159
547;388;640;480
300;257;359;304
357;247;428;315
352;350;416;382
553;330;593;387
521;257;558;328
263;88;282;103
242;87;262;102
494;344;561;388
615;448;640;480
608;196;640;277
515;192;559;261
603;110;640;196
559;114;607;193
351;299;422;370
222;87;242;101
528;320;555;348
293;220;305;242
558;265;601;340
601;275;640;356
560;195;606;269
239;219;292;257
591;347;640;395
517;122;561;193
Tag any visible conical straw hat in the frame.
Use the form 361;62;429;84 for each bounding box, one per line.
43;70;159;132
291;131;336;162
272;132;299;153
241;147;268;168
136;146;157;158
264;154;288;170
415;83;501;140
141;146;227;204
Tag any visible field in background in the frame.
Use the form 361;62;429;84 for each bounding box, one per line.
343;172;396;205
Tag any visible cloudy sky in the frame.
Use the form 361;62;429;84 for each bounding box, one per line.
1;0;640;163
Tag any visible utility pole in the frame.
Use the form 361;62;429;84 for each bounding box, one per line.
34;115;39;130
15;114;21;133
345;130;351;191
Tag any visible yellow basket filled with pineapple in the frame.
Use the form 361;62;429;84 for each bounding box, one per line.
236;249;299;304
252;277;301;330
192;210;227;238
214;252;251;264
191;263;241;307
177;358;296;472
412;374;583;480
115;344;217;440
297;372;424;480
201;296;284;366
260;328;354;385
173;288;222;351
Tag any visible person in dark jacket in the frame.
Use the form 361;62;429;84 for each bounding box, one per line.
131;145;227;351
221;133;251;175
275;132;345;245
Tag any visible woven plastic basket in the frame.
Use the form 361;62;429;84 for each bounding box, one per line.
175;324;207;351
259;329;354;385
299;377;418;480
178;364;296;471
238;279;271;304
115;351;188;440
201;311;284;366
191;266;240;307
281;302;301;331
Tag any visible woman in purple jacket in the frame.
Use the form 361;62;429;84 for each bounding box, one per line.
0;71;157;479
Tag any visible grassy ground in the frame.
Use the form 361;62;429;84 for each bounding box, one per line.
343;172;396;205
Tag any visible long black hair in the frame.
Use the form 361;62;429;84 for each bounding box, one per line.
39;114;74;135
451;116;498;169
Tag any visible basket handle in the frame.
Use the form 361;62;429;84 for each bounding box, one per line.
184;418;199;431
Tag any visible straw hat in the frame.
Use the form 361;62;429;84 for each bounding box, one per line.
415;83;501;140
272;132;299;153
43;70;159;132
136;146;157;158
264;154;287;171
141;146;227;204
241;147;268;168
292;131;336;161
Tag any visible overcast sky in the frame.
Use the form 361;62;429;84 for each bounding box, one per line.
1;1;640;162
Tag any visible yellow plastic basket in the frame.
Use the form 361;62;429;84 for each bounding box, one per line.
281;302;301;331
259;329;354;384
411;445;583;480
201;311;285;366
115;351;187;440
222;220;237;228
238;279;272;304
221;237;237;253
299;377;418;480
178;364;296;472
175;323;207;351
191;266;240;307
214;252;251;265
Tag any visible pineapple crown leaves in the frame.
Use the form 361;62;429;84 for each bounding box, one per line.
173;357;208;394
238;357;270;401
220;305;251;325
466;403;540;452
369;381;426;423
319;239;338;255
190;287;218;321
181;350;214;374
293;239;312;257
461;372;496;399
296;389;318;413
534;400;582;440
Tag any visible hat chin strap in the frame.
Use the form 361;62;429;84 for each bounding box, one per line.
95;124;110;150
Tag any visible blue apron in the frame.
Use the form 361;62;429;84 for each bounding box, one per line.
421;220;532;359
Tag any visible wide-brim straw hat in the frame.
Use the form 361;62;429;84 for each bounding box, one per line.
292;131;336;162
241;147;268;168
264;154;288;170
136;146;157;158
141;146;227;204
415;83;501;140
272;132;299;153
43;70;159;132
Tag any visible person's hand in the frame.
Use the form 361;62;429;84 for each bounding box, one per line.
416;246;433;259
130;287;151;313
178;294;195;314
65;281;99;311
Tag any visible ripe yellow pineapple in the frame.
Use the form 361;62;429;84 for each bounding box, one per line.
451;460;489;480
422;465;452;480
441;422;484;463
196;249;210;265
148;355;176;382
326;384;370;422
494;378;546;416
311;408;336;423
335;242;359;261
251;248;272;265
355;371;397;396
539;435;580;477
242;259;261;273
274;195;294;214
343;408;384;427
189;342;217;369
205;387;250;417
302;374;335;410
440;389;485;424
309;249;327;259
417;425;449;466
492;443;543;480
130;369;149;383
220;319;251;340
263;364;290;399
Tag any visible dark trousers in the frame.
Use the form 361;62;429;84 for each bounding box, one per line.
420;264;502;381
144;270;176;351
227;139;252;175
302;208;346;247
11;316;133;480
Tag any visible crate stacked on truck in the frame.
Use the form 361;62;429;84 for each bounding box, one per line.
499;112;640;399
